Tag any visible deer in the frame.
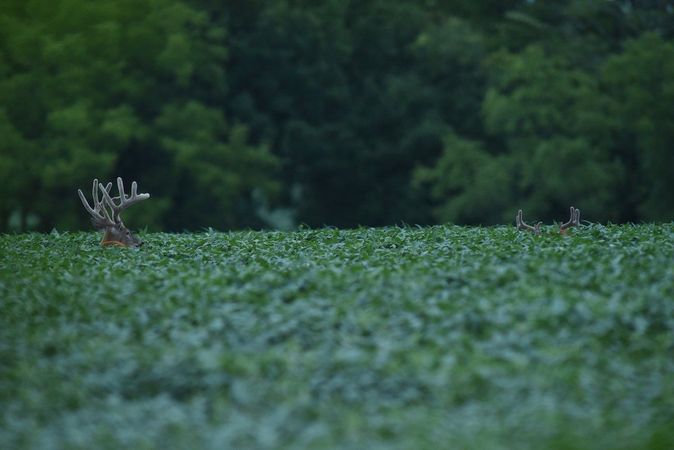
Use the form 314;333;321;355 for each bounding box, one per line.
516;206;580;235
78;177;150;248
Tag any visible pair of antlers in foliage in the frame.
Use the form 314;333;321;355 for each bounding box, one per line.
78;178;150;248
516;207;581;235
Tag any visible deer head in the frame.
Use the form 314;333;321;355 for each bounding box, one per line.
559;206;580;234
516;206;581;235
78;177;150;248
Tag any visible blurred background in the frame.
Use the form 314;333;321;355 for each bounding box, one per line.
1;0;673;232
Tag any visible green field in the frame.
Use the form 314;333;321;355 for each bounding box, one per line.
1;225;673;449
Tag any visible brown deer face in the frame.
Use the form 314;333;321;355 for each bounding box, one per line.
79;178;150;248
94;220;144;248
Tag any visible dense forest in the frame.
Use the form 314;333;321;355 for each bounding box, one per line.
1;0;673;231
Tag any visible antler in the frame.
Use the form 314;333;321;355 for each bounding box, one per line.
98;177;150;223
559;206;580;234
78;179;115;229
516;209;541;234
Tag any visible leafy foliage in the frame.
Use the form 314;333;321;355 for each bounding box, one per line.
1;0;673;230
600;33;674;221
0;0;277;231
2;225;674;449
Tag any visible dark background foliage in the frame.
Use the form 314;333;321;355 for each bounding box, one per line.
1;0;673;231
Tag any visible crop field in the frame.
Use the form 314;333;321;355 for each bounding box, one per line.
1;224;673;449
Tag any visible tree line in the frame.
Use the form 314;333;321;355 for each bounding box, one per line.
1;0;673;232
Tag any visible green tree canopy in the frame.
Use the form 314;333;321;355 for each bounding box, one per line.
1;0;672;230
0;0;277;231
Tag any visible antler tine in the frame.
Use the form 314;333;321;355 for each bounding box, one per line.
560;206;580;232
117;177;126;205
99;181;121;222
117;178;150;211
93;181;113;217
98;183;114;223
559;206;582;234
99;177;150;223
91;178;98;209
78;187;98;217
79;179;115;226
516;209;541;234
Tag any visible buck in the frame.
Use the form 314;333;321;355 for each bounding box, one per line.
516;206;580;235
78;177;150;247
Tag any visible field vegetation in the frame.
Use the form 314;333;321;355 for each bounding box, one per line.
1;224;673;449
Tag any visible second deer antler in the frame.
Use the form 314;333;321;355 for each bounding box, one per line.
516;209;541;234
